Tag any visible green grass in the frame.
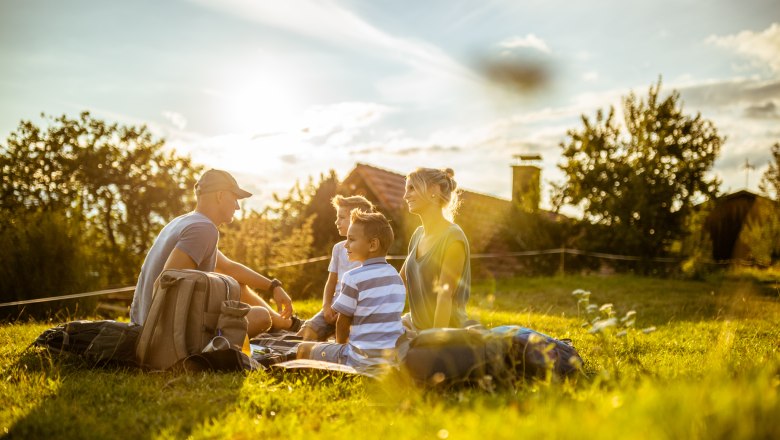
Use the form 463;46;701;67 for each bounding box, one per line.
2;274;779;439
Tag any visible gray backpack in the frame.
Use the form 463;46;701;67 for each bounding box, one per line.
135;269;249;371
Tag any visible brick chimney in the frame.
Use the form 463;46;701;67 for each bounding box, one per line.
511;154;541;212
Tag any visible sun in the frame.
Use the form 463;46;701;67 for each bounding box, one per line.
217;69;303;135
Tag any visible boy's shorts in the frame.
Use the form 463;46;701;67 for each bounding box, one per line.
308;342;349;365
300;309;336;341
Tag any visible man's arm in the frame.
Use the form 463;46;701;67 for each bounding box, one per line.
432;241;466;328
215;250;293;319
322;272;339;324
335;312;352;344
163;247;198;270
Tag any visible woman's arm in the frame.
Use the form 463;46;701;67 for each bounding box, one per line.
399;259;408;290
432;240;466;328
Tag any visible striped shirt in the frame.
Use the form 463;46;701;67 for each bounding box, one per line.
332;257;406;368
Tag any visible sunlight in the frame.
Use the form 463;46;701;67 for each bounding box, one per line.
217;68;303;135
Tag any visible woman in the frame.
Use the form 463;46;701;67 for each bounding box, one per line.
400;167;471;331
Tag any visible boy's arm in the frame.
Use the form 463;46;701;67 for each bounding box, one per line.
432;241;466;328
322;272;338;324
335;313;352;344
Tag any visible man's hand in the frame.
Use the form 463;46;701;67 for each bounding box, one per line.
323;304;338;324
273;286;294;319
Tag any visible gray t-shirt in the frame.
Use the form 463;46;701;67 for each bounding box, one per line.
129;212;219;324
404;224;471;330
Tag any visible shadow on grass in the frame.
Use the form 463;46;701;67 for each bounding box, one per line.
3;347;247;439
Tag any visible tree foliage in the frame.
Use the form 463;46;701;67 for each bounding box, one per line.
557;80;722;260
759;142;780;201
0;112;201;306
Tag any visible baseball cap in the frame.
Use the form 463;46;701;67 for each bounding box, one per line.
195;169;252;199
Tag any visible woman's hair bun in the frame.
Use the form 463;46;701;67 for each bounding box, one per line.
443;168;456;190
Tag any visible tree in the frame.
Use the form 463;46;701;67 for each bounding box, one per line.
303;170;341;255
557;79;722;261
0;111;202;289
759;142;780;200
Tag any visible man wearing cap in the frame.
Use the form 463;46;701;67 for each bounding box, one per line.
129;169;301;335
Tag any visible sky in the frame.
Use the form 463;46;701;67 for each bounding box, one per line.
1;0;779;213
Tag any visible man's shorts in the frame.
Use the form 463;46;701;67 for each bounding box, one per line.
308;342;349;365
300;309;336;341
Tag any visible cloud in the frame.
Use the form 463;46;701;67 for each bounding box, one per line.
352;144;462;157
190;0;481;93
297;101;394;148
744;101;779;119
706;23;780;73
678;78;780;108
162;110;187;130
582;71;599;82
498;34;551;54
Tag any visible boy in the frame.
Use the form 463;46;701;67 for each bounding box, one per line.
298;195;375;341
297;211;405;369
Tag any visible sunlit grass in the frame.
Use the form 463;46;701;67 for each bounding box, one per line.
1;274;779;439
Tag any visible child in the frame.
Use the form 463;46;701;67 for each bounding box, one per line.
297;210;405;370
298;195;375;341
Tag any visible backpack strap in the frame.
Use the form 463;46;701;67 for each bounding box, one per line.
136;273;182;367
172;278;196;360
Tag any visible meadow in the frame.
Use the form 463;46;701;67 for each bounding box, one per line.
1;273;778;439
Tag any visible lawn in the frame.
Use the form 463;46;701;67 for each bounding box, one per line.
1;274;779;439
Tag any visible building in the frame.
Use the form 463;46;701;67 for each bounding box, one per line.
339;160;562;255
705;189;778;262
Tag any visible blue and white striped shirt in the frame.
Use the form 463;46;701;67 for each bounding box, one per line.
332;257;406;368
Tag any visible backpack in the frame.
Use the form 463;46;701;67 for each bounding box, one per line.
135;269;247;371
402;327;511;387
34;320;141;367
401;325;583;387
491;326;583;379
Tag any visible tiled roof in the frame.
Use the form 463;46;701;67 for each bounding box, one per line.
343;163;408;211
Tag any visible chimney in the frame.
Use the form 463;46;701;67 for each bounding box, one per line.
511;154;542;212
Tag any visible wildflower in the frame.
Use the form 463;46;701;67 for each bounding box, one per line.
572;289;591;298
641;326;657;334
589;317;617;334
621;310;637;327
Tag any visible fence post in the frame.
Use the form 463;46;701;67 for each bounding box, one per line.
559;246;565;276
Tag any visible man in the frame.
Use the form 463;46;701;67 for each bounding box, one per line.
129;169;302;336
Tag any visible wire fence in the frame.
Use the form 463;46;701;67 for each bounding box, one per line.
0;248;766;309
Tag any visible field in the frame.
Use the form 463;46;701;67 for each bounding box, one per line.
1;274;779;439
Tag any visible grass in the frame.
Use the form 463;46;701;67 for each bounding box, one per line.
1;274;779;439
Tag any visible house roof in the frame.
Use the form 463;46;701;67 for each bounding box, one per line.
343;163;408;211
343;163;515;212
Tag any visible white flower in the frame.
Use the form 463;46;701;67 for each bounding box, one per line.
589;317;618;334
